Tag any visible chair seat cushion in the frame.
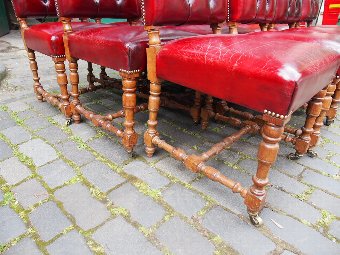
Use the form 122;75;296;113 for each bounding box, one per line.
24;21;129;56
156;33;340;116
67;24;207;71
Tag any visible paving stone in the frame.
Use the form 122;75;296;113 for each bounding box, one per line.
88;137;131;165
321;130;340;144
3;238;42;255
156;216;214;255
109;183;165;227
24;116;51;130
0;190;3;201
69;123;97;141
124;161;170;190
36;125;68;144
54;183;110;230
19;139;58;167
29;201;71;241
51;114;66;126
273;156;305;176
309;190;340;217
38;159;76;189
0;206;26;244
330;154;340;167
163;184;206;217
13;179;49;209
328;221;340;240
231;142;259;158
192;160;252;215
46;230;92;255
0;157;31;185
31;102;59;117
17;109;36;120
82;161;125;192
2;126;31;144
0;140;12;161
302;169;340;195
6;101;30;112
0;112;16;131
267;188;320;223
155;157;197;183
217;149;241;165
93;216;161;255
55;140;95;167
262;209;339;255
297;157;339;175
203;207;275;255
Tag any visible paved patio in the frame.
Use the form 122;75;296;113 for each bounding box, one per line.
0;30;339;255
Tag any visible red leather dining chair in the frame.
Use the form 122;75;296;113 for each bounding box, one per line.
141;0;340;225
10;0;102;124
54;0;222;153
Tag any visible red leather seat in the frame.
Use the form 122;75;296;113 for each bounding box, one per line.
67;24;207;71
156;33;339;116
24;22;130;56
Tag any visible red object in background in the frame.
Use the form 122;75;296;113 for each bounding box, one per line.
323;0;340;25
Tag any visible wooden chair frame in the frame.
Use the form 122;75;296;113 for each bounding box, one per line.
143;19;337;225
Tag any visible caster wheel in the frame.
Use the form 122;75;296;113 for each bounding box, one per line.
287;152;302;160
307;150;318;158
324;118;334;126
249;214;263;227
65;119;72;126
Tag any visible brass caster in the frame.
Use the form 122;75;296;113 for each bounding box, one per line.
324;117;334;126
249;214;263;227
307;150;318;158
287;152;303;160
65;119;72;126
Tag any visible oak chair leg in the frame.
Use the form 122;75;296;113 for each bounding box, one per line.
100;66;108;81
144;79;161;157
69;58;81;124
287;89;326;160
27;49;43;101
53;57;72;123
325;77;340;126
87;62;96;91
201;96;213;130
190;91;202;124
245;114;289;226
120;71;140;153
309;83;336;154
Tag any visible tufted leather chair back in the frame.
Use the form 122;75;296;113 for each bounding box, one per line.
300;0;320;22
55;0;141;19
228;0;304;24
142;0;228;26
11;0;57;18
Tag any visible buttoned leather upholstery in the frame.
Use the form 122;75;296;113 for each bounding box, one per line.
11;0;56;18
55;0;141;19
156;33;339;115
142;0;228;26
67;24;206;71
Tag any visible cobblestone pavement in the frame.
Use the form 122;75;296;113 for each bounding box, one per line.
0;31;339;255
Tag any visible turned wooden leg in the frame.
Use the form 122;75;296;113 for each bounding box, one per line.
144;79;161;157
69;58;81;124
245;113;289;226
53;56;72;124
100;66;108;81
190;91;202;124
27;49;43;101
201;96;213;130
309;83;336;154
326;76;340;126
87;62;96;91
120;70;140;153
287;89;326;160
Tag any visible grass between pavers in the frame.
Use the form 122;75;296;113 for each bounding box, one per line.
1;99;340;254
